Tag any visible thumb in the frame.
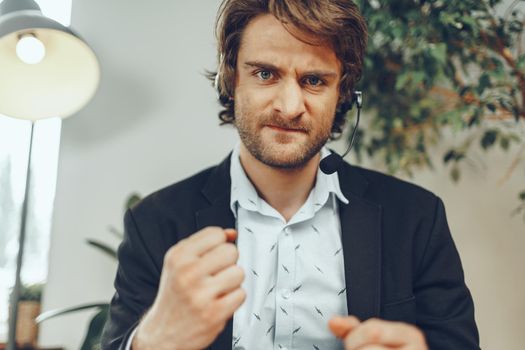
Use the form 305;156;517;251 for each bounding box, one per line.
328;315;360;339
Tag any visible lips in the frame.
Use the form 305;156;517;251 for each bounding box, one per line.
266;124;306;133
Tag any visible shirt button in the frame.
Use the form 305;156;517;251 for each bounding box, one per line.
284;227;292;235
281;289;292;299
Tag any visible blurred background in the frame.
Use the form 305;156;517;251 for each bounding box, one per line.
0;0;523;349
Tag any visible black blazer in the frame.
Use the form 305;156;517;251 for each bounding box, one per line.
101;155;480;350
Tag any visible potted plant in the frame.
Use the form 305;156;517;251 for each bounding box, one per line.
36;193;141;350
15;283;44;348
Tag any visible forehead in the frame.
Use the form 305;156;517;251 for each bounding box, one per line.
238;14;341;73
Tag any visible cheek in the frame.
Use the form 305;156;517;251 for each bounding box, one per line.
235;86;273;115
307;95;338;123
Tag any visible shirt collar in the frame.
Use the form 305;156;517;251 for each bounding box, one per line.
229;142;349;218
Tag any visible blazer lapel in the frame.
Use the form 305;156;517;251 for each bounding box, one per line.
196;155;235;350
196;153;236;230
338;163;382;320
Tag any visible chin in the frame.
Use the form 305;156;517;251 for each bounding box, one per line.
257;145;316;169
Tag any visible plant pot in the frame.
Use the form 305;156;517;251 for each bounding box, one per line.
16;301;41;347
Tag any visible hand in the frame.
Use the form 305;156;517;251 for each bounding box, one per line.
132;227;246;350
329;315;428;350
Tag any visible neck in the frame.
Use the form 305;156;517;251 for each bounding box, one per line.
239;144;320;222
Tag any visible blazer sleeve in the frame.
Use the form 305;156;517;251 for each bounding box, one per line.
414;197;480;349
101;208;162;350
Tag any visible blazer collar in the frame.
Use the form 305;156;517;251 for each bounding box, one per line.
199;152;371;203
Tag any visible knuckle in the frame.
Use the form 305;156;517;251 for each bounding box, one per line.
364;317;381;329
204;226;224;239
223;243;239;261
366;317;380;324
233;265;245;281
165;241;189;265
176;265;198;288
174;238;188;251
231;288;246;305
176;273;191;290
203;226;221;233
163;248;179;269
188;292;206;313
238;288;247;301
363;321;382;341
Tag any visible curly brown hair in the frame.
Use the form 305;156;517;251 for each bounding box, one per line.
208;0;368;139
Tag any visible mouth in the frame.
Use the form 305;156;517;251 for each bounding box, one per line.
266;124;306;133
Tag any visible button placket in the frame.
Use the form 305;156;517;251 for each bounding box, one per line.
274;225;296;349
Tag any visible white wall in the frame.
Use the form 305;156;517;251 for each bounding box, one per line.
39;1;525;349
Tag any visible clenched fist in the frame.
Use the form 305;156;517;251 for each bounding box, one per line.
132;227;246;350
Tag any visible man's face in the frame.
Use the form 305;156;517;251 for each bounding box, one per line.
233;14;341;169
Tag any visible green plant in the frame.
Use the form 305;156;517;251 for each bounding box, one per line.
513;189;525;219
37;193;141;350
353;0;525;212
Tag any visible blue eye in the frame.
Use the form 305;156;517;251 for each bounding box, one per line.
257;70;273;80
305;76;322;86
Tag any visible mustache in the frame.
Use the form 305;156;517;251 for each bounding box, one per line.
262;114;310;132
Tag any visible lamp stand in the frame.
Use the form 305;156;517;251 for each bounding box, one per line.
7;121;35;350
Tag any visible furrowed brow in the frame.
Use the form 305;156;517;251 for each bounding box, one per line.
303;70;338;80
244;61;281;73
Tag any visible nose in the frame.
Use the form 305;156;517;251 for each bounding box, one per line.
272;79;306;119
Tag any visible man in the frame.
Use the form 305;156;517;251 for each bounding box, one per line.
101;0;480;349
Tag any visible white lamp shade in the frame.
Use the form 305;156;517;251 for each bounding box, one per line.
0;11;100;120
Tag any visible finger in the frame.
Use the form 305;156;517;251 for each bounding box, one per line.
329;315;360;338
197;242;238;276
206;264;245;297
183;227;231;256
344;318;422;350
351;346;390;350
215;287;246;320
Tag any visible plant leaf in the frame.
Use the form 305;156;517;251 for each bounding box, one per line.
126;193;142;209
86;239;118;260
480;130;498;150
451;166;461;182
36;303;109;323
432;43;447;65
443;150;456;163
486;103;496;113
107;225;124;239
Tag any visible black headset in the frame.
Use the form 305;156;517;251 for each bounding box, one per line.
319;90;362;174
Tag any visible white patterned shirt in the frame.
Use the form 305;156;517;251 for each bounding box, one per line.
231;144;349;350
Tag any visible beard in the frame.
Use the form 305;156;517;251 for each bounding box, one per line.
234;106;332;169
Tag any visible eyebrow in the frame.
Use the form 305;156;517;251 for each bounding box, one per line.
243;60;339;79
